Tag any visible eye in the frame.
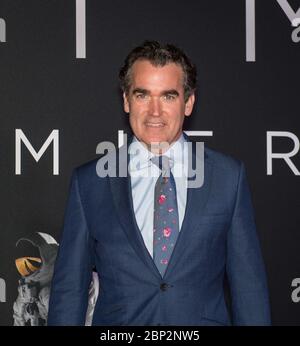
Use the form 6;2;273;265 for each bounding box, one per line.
163;94;176;101
136;93;147;99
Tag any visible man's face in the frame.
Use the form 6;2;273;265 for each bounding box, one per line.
123;60;195;150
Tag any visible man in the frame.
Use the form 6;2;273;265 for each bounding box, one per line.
47;41;271;326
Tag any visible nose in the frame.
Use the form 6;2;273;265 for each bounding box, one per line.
149;97;162;117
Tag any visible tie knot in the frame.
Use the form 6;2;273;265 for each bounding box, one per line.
151;155;171;172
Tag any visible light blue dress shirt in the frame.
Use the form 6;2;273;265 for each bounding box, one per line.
129;134;188;258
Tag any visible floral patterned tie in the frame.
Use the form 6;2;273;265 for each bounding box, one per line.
151;155;179;277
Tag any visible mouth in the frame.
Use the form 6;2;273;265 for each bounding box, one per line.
144;122;165;128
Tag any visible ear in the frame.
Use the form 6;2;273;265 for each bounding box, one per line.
123;92;130;113
184;93;195;117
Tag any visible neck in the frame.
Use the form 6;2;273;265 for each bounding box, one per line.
142;133;182;155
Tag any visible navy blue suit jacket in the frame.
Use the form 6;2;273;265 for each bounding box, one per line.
48;136;271;326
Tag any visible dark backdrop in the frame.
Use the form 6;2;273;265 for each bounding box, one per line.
0;0;300;325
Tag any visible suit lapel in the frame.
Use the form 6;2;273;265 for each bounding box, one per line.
163;140;213;279
108;139;162;279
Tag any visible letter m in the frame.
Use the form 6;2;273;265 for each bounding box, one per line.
15;129;59;175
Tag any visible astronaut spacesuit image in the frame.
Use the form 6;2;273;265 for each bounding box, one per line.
13;232;99;326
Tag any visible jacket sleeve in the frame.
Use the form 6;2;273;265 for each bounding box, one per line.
226;162;271;325
47;168;94;325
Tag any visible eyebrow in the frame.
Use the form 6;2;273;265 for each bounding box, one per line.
132;88;180;96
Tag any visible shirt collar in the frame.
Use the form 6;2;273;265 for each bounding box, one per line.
128;133;187;174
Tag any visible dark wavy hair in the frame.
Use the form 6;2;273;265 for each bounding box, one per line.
119;40;197;102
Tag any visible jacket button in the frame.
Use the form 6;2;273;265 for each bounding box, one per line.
160;283;168;291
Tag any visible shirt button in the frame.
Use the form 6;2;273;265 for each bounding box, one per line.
160;283;168;291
